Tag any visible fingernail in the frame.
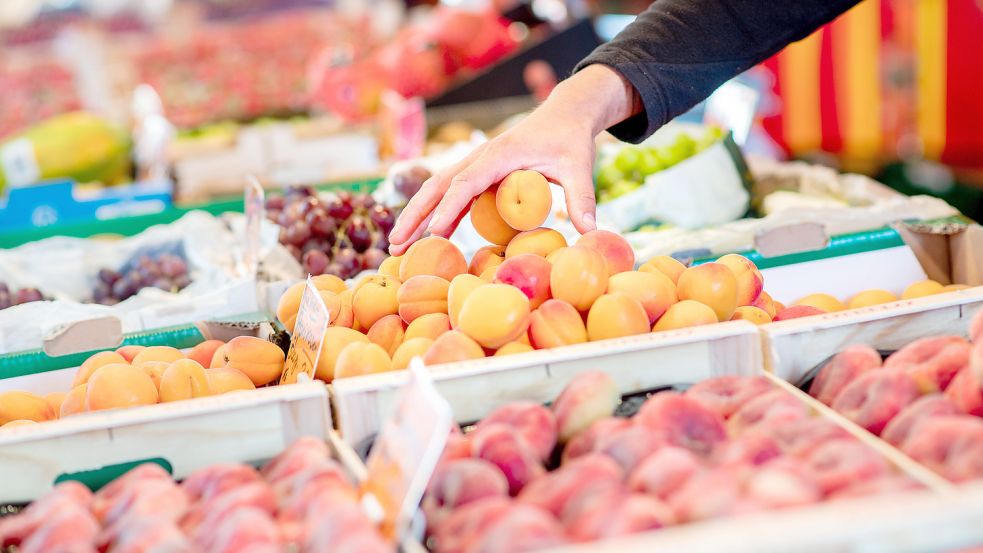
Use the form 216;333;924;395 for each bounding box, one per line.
582;212;596;230
390;218;403;237
427;213;441;233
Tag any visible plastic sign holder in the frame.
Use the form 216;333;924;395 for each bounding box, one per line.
280;277;330;385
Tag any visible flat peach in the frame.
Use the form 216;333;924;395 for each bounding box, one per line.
794;293;845;313
132;346;185;366
576;230;634;276
457;284;531;349
423;331;485;365
676;263;738;321
652;300;718;331
404;312;451;342
334;342;394;379
495;342;534;357
397;275;450;324
315;327;370;382
366;314;406;356
392;337;434;370
495;170;552;231
353;274;400;328
587;292;650;341
549;246;608;312
730;306;772;325
528;299;587;348
639;256;686;284
399;236;467;282
505;228;567;259
448;274;485;328
494;254;552;309
471;185;520;245
74;350;128;387
716;254;763;306
86;364;158;411
469;245;506;277
607;270;678;324
902;280;944;299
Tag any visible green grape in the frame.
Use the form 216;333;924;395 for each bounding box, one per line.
598;189;613;203
595;165;625;190
638;149;664;176
695;126;725;153
610;179;642;199
613;147;643;174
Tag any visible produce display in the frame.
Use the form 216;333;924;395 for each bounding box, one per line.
810;310;983;482
422;371;920;552
787;280;973;314
92;254;192;305
0;437;392;552
0;60;81;141
0;283;44;311
266;187;396;280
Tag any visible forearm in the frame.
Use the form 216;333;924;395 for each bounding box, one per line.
541;64;643;136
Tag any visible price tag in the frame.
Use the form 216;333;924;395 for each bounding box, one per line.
361;361;452;540
243;176;265;277
279;277;331;385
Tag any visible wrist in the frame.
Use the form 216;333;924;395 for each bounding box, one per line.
545;64;641;136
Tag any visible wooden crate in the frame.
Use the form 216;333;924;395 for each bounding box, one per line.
761;286;983;384
331;321;763;454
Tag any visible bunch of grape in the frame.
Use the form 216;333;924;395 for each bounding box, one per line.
595;127;724;203
0;283;45;311
92;254;191;305
266;187;397;280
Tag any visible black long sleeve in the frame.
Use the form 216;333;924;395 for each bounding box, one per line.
576;0;861;143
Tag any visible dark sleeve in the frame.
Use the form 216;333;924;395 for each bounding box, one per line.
576;0;861;142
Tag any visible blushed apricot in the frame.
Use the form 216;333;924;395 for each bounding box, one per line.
137;361;168;390
495;170;552;231
210;345;227;368
405;312;451;342
457;284;531;349
576;230;634;276
639;256;686;284
495;342;534;357
74;351;128;387
528;299;587;349
159;359;210;402
469;245;506;277
730;306;772;325
494;254;552;310
222;336;285;386
366;314;406;357
206;367;256;394
399;236;467;282
549;246;607;312
794;293;845;313
397;275;450;324
423;331;485;365
652;300;718;332
378;255;403;279
60;385;87;417
716;254;763;306
448;274;485;328
188;340;224;369
352;275;400;328
334;342;394;379
392;337;434;370
505;228;567;259
472;186;520;245
676;263;738;321
44;392;67;418
115;345;144;363
751;290;777;318
315;327;370;382
607;270;677;324
587;293;649;341
132;346;184;366
0;391;55;424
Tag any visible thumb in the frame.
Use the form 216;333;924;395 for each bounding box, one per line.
559;169;598;235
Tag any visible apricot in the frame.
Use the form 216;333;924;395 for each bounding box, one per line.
392;337;434;370
397;275;450;324
716;254;764;306
495;342;534;357
469;245;507;277
404;312;451;343
676;263;738;321
576;230;634;276
607;270;677;324
334;342;394;379
132;346;184;366
847;289;898;309
448;274;485;328
586;293;649;341
222;336;285;386
399;236;467;282
115;345;145;363
0;391;56;424
639;255;686;284
902;280;945;299
504;228;567;259
549;246;607;312
456;284;531;349
210;345;227;368
479;266;498;282
494;254;552;310
774;300;786;313
352;275;399;328
751;290;777;318
206;367;256;394
730;306;772;325
60;385;87;417
652;300;718;332
423;331;485;365
137;361;168;390
276;282;306;332
159;359;211;402
471;186;520;245
794;293;845;313
311;274;348;294
85;364;158;411
528;299;587;349
44;392;67;417
2;420;38;429
378;255;403;279
332;289;356;328
773;305;826;321
495;170;552;231
944;284;970;292
366;314;406;356
74;350;128;387
188;340;224;369
315;327;370;382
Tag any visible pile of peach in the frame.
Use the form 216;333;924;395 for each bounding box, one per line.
421;371;918;553
0;337;286;428
276;170;788;381
785;279;974;319
809;309;983;482
0;437;392;553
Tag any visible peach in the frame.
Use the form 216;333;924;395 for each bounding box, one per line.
745;458;822;508
378;254;403;279
399;236;467;282
423;331;484;365
397;275;450;324
712;433;781;467
469;245;506;277
495;170;552;231
188;340;224;369
45;392;67;417
562;417;631;464
847;289;898;309
505;228;567;259
549;246;607;312
887;337;970;392
494;254;551;309
315;327;370;382
586;292;649;341
773;305;826;321
85;364;158;411
635;392;727;456
448;274;484;328
527;299;587;349
518;454;623;517
206;367;256;394
728;390;810;436
551;371;620;443
137;361;168;390
751;290;777;319
366;314;406;356
222;336;285;386
74;350;128;387
808;345;883;405
607;270;677;324
716;254;763;305
652;300;718;331
432;497;513;553
392;337;434;370
803;439;889;495
495;342;534;356
457;503;566;553
115;345;145;363
209;345;227;368
132;346;184;366
427;458;509;513
831;371;920;434
794;293;845;313
576;230;634;276
730;306;772;325
457;284;531;348
470;423;544;495
567;492;674;542
60;385;88;417
639;255;686;284
598;427;667;481
334;342;394;379
881;395;960;446
0;391;55;424
628;446;700;499
471;186;520;245
311;274;348;294
902;280;944;299
159;359;210;402
685;375;773;419
352;274;399;328
676;263;738;321
478;402;558;461
404;312;451;342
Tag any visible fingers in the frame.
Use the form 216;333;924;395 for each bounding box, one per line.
388;212;433;256
428;151;511;237
559;168;598;235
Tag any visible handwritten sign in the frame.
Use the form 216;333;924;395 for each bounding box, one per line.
280;277;330;384
361;361;452;540
242;176;265;277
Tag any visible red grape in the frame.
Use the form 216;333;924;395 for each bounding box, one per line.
334;248;359;277
361;248;386;270
351;193;375;211
282;221;312;247
368;205;395;234
303;250;330;275
346;217;373;253
325;199;353;220
266;195;286;210
285;244;303;261
306;208;337;237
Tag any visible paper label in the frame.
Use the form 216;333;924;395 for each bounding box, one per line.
243;176;265;277
280;278;330;384
361;361;452;540
1;138;41;188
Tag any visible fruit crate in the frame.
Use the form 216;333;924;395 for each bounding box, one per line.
330;320;763;454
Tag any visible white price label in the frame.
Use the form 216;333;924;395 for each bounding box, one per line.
280;278;331;385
